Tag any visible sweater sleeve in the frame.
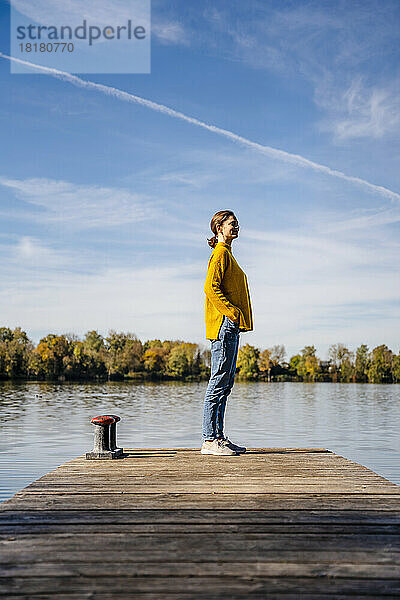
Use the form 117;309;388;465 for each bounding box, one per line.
204;250;240;321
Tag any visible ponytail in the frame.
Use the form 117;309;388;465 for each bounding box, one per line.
207;209;235;249
207;234;219;248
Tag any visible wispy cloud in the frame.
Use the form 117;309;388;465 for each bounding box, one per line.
1;53;399;203
157;171;215;188
312;207;400;234
152;21;188;45
318;77;400;141
15;236;63;265
0;235;98;273
0;175;156;228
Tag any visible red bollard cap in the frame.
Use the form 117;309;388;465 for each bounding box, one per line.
91;415;115;426
108;415;121;422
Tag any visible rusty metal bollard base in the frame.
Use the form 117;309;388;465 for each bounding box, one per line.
85;448;124;460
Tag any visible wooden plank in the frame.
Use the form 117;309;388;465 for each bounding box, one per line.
6;595;400;600
1;532;398;559
2;548;399;566
25;472;396;482
43;466;379;475
4;493;400;511
1;509;400;524
2;575;400;595
19;484;397;493
36;475;393;482
1;560;400;578
2;522;400;535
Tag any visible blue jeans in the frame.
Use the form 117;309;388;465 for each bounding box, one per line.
202;315;240;441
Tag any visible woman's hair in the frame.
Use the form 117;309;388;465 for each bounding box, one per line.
207;209;235;248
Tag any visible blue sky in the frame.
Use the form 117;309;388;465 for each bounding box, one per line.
0;0;399;358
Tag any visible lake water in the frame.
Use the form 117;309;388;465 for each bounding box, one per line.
0;380;399;502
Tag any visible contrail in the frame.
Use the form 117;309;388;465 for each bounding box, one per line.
1;52;399;202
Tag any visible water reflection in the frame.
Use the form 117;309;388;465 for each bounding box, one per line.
0;381;399;502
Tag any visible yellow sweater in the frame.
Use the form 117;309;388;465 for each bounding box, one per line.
204;242;253;340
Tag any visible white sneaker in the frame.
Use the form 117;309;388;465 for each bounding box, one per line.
201;439;238;456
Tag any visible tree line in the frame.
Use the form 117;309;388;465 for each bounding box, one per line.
237;343;400;384
0;327;399;384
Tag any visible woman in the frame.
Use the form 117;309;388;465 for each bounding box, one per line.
201;210;253;456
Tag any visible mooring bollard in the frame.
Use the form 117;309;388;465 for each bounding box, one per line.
86;415;123;460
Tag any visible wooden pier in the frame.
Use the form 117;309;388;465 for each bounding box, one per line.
1;447;400;598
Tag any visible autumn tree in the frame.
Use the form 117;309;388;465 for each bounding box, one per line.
0;327;13;378
297;345;320;382
367;345;393;384
81;330;107;378
328;344;354;382
104;330;143;379
237;344;259;380
258;348;272;382
355;344;369;383
288;354;301;380
30;334;72;379
0;327;33;378
84;330;105;354
0;327;14;344
166;344;190;378
143;339;164;352
392;353;400;383
142;345;168;375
